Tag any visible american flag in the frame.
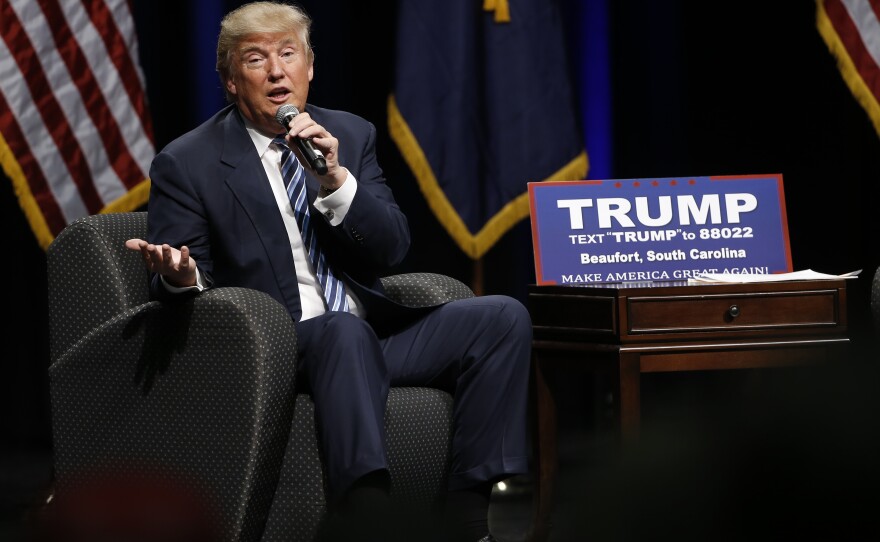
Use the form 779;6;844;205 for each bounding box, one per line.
817;0;880;139
0;0;154;250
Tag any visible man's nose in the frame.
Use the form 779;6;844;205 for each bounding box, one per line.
266;56;284;78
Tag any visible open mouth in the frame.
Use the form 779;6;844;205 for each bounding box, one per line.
268;89;290;102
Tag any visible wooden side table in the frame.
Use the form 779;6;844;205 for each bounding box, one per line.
526;279;849;542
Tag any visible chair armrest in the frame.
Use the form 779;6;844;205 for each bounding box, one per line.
48;287;297;542
380;272;475;307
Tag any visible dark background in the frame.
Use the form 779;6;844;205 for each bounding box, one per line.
3;0;879;536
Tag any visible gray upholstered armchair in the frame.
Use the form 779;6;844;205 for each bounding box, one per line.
46;211;473;541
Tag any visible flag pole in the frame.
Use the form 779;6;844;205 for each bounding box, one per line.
472;258;484;297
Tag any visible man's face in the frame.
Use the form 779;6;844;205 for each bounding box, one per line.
226;32;313;135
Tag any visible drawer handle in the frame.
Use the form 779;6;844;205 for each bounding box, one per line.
728;304;740;318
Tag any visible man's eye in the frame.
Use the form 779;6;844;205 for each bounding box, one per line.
280;51;295;62
245;57;266;69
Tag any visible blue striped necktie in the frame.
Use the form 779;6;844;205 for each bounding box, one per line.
273;137;349;312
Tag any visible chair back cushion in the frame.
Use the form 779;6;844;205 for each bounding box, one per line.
47;212;150;361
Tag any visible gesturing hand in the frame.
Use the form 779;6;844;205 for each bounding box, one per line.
125;239;197;288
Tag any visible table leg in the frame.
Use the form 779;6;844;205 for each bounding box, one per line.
618;352;641;440
528;353;556;542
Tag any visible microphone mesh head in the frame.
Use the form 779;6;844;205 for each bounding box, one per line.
275;104;299;127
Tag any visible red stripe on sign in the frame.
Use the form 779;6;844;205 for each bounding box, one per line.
826;0;880;104
2;2;104;213
39;0;147;190
0;88;68;236
82;0;155;150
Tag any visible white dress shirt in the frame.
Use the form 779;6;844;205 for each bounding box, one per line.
250;126;363;320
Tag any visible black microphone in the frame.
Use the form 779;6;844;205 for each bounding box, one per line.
274;104;328;175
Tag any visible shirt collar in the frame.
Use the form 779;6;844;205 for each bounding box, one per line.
242;116;285;157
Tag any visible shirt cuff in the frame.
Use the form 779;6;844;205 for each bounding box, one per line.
314;168;357;226
159;266;206;293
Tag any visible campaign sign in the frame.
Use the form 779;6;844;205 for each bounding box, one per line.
528;174;793;285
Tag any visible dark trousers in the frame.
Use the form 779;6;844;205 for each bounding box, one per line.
294;295;532;501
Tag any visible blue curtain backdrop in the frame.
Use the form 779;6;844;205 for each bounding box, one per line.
192;0;226;122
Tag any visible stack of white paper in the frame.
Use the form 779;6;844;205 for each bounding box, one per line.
688;269;861;284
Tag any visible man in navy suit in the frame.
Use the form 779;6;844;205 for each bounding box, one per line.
126;2;531;541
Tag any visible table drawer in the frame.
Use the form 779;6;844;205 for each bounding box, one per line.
626;288;841;336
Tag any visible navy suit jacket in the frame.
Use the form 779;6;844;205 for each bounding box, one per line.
146;104;427;333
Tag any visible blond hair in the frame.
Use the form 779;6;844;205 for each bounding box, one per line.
216;1;314;101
